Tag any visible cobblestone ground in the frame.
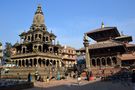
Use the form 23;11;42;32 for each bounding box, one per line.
24;78;133;90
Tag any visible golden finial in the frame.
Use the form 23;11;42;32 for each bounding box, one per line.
101;22;104;28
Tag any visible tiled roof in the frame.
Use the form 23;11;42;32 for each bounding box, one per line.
88;40;123;49
86;27;118;34
125;43;135;47
115;35;131;39
118;52;135;61
78;40;123;50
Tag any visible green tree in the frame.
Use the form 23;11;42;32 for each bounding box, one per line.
3;42;12;62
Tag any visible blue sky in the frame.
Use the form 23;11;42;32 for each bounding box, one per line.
0;0;135;49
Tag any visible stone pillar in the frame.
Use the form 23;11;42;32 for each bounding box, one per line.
33;34;35;41
57;61;59;70
41;59;43;67
37;58;40;67
105;58;107;67
110;57;113;66
95;59;97;67
108;57;112;66
17;60;19;67
55;60;57;68
41;45;43;52
59;61;62;68
44;59;46;67
100;59;102;68
41;34;43;41
30;35;32;41
37;34;40;40
19;60;21;67
23;60;26;67
83;34;91;71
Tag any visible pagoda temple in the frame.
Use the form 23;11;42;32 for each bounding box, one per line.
10;5;63;79
78;23;135;75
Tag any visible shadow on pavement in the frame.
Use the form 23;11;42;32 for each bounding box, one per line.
25;80;132;90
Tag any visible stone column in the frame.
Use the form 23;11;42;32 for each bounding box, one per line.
83;34;91;71
24;60;26;67
41;45;43;52
20;60;22;67
59;61;62;68
44;59;46;67
100;58;102;68
33;34;35;41
105;58;107;67
55;60;57;68
95;59;97;67
110;58;113;66
41;59;44;67
30;35;32;42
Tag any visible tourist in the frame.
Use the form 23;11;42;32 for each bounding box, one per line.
34;71;38;81
132;70;135;90
28;73;32;82
17;73;21;80
77;75;81;85
86;71;90;81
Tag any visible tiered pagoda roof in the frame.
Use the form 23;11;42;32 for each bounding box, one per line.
86;27;120;42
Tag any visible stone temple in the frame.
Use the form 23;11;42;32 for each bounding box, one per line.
9;5;63;79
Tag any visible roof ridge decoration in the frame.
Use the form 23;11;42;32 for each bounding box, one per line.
101;22;104;28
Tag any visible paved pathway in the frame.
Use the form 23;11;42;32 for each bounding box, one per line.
24;78;133;90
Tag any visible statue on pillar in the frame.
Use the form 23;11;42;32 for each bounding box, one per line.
83;33;92;81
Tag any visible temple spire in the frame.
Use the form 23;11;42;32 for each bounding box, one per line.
33;4;45;26
35;4;43;15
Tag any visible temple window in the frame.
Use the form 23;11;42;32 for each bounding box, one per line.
24;36;26;41
39;46;42;52
43;37;45;41
43;27;45;30
35;34;38;39
50;48;52;52
32;27;34;30
34;45;37;49
46;36;48;41
23;48;25;53
28;36;30;41
31;36;34;41
39;34;41;39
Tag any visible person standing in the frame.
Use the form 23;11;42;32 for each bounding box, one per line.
132;70;135;90
28;73;32;82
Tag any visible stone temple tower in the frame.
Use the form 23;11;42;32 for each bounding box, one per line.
10;5;63;79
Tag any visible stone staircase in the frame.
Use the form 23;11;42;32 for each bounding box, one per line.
1;66;62;81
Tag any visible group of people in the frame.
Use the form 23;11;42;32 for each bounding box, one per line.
27;72;41;82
